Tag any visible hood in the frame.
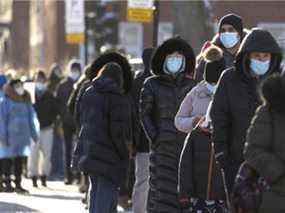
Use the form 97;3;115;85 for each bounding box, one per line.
90;52;133;93
142;47;155;74
49;63;62;81
92;77;122;94
151;37;196;76
261;73;285;113
3;84;31;103
67;59;82;72
235;28;282;78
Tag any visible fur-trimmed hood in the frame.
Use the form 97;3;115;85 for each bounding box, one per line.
3;84;31;103
151;37;196;76
90;52;133;93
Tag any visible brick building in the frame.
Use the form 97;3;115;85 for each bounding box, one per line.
1;1;285;73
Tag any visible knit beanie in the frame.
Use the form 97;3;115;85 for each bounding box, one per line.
203;45;226;84
218;13;243;37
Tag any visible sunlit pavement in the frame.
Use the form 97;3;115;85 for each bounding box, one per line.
0;178;133;213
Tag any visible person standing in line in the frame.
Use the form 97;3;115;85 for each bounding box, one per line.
56;59;82;184
194;13;245;82
0;79;40;193
0;74;7;192
210;28;283;193
130;47;154;213
78;62;133;213
28;71;59;187
140;37;197;213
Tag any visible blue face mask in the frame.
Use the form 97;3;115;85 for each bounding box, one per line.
165;55;185;74
206;83;217;94
250;59;270;76
220;32;239;49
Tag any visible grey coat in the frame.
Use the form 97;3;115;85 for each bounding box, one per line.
175;81;213;133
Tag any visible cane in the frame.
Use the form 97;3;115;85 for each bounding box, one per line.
207;142;214;200
221;168;233;212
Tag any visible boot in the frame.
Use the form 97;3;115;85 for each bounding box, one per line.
15;183;29;194
40;176;47;187
0;177;3;192
3;178;14;192
64;171;73;185
32;176;38;188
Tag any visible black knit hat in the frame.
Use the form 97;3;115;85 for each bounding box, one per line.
219;13;243;36
203;45;226;84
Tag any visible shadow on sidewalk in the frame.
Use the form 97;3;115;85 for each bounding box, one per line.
29;193;82;201
0;201;39;213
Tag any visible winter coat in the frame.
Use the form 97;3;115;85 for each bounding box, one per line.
130;68;152;153
210;29;282;190
78;77;132;186
244;105;285;212
178;128;225;202
175;81;212;133
0;85;40;159
56;77;76;129
140;39;196;147
34;90;59;129
140;37;197;213
71;52;134;171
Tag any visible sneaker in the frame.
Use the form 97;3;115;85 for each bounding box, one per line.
40;176;47;187
32;176;38;188
15;185;29;194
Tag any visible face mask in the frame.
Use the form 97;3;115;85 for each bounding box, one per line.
164;55;185;74
36;82;47;91
220;32;239;49
206;83;217;94
250;59;270;76
69;71;80;81
15;86;25;96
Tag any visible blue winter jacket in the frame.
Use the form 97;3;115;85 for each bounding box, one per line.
0;85;40;158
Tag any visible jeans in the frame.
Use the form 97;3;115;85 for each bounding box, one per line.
89;176;119;213
132;153;149;213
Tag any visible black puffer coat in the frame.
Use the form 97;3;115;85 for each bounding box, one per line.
178;129;224;202
72;52;134;172
56;77;76;129
34;90;59;129
78;77;132;186
210;28;282;190
140;37;196;213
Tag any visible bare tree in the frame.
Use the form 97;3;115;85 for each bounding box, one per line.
172;0;213;54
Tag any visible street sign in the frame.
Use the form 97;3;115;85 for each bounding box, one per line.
127;0;154;23
65;0;85;44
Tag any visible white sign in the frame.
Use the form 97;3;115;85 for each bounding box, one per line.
158;22;174;45
65;0;85;44
128;0;154;9
119;22;143;57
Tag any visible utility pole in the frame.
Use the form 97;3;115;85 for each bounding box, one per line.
152;0;160;47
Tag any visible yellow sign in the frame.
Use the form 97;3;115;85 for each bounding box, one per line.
127;8;153;23
66;33;85;44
